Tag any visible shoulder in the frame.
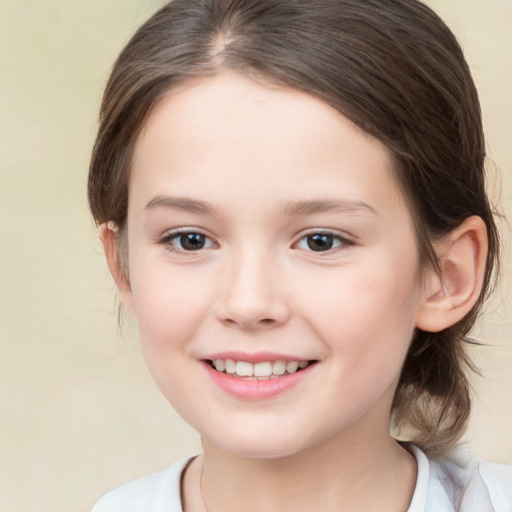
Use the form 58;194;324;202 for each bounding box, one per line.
477;460;512;512
91;457;193;512
410;445;512;512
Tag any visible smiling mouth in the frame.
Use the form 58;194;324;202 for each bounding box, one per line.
204;359;316;380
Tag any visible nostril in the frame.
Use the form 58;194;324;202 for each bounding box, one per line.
215;298;290;329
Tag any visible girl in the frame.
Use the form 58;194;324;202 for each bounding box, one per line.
89;0;511;510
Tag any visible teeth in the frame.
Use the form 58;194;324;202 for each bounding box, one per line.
286;361;299;373
225;359;236;374
213;359;225;372
254;362;272;377
235;361;254;377
272;360;286;375
210;359;311;378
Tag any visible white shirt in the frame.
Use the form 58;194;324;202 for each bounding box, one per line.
92;446;512;511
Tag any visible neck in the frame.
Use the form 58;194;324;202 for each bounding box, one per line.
195;426;416;512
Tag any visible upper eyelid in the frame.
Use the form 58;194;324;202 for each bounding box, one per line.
291;231;356;256
156;228;355;247
158;227;215;242
293;228;355;243
156;229;219;254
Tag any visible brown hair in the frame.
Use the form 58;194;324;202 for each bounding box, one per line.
88;0;500;455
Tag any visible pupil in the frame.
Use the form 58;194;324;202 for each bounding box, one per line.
181;233;205;250
307;234;333;251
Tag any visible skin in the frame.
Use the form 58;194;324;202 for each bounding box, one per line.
102;69;488;511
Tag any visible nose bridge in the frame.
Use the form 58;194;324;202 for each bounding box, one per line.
216;242;288;328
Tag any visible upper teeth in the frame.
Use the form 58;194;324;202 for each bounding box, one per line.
213;359;309;378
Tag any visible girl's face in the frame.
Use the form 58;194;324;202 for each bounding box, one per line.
122;70;431;458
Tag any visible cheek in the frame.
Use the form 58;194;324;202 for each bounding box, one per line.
127;263;209;411
295;256;421;366
128;259;209;351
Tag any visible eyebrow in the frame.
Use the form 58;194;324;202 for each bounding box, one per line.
145;195;217;215
283;199;378;216
145;195;378;217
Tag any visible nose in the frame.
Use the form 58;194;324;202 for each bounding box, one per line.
214;248;291;330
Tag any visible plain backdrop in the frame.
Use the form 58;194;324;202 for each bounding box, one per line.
0;1;511;511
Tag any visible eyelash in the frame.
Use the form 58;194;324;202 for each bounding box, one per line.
293;231;355;253
157;229;354;254
158;229;217;253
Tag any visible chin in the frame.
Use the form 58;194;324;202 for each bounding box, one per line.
203;424;320;460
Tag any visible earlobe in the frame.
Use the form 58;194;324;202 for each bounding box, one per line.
415;216;488;333
99;222;136;317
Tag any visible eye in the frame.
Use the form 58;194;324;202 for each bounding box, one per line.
295;232;351;252
160;230;216;252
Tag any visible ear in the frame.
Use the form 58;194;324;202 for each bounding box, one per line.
99;222;136;317
415;216;488;333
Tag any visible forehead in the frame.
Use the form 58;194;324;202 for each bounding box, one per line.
130;69;405;216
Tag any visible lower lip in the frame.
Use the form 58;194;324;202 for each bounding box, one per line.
202;361;316;400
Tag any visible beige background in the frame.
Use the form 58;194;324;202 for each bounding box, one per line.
0;1;510;511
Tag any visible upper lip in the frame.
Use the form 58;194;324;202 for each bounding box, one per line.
202;351;315;364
